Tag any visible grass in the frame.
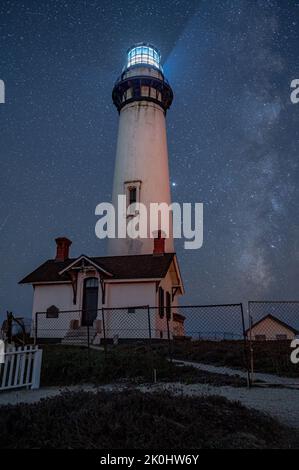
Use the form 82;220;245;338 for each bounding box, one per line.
248;340;299;378
0;390;297;449
40;344;247;387
172;340;299;378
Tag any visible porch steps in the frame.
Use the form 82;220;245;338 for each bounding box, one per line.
61;327;97;346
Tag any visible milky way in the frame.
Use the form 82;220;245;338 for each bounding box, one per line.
0;0;298;317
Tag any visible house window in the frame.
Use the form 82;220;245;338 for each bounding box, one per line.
255;335;266;341
276;334;287;341
85;277;98;288
166;291;171;320
158;286;164;318
46;305;59;319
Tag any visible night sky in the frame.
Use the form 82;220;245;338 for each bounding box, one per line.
1;0;299;320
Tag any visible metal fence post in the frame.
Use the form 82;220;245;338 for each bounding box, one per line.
248;312;254;385
87;310;90;347
102;308;107;359
240;303;251;388
147;305;152;342
166;309;172;363
87;310;90;364
34;312;38;346
147;306;155;383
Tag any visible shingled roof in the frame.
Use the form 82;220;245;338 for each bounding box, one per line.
19;253;175;284
245;314;298;335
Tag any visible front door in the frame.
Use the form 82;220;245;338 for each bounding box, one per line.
82;277;99;326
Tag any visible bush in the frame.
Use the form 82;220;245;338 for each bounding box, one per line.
0;391;297;449
40;345;157;386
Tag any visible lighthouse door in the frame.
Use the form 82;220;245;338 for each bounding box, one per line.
82;278;99;326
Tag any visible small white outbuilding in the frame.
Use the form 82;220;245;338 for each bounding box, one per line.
246;314;298;341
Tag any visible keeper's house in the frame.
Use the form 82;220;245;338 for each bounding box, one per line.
246;314;298;341
19;237;185;343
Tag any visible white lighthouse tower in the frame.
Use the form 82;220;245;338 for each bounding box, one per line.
20;44;186;342
109;43;174;256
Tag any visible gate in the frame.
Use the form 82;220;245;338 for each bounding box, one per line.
0;345;43;391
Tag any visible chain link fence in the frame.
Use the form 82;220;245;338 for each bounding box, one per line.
247;301;299;384
33;304;251;386
169;304;250;385
32;302;299;387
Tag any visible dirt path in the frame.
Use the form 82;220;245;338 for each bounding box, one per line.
173;359;299;388
142;382;299;430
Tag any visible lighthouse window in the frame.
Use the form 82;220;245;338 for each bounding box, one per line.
126;88;133;99
150;88;157;99
125;181;141;216
129;187;137;205
141;86;150;97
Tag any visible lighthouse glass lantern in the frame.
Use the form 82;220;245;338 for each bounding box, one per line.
112;43;173;114
127;44;162;71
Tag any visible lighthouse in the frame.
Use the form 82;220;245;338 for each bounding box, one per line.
109;43;174;256
20;43;185;342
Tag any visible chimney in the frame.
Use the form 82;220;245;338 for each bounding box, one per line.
153;230;165;255
55;237;72;262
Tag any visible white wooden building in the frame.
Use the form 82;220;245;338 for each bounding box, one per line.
20;237;185;342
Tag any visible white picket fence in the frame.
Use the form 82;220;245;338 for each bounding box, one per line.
0;345;43;392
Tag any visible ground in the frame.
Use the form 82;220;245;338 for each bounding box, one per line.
1;381;299;430
1;344;298;449
0;390;298;449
